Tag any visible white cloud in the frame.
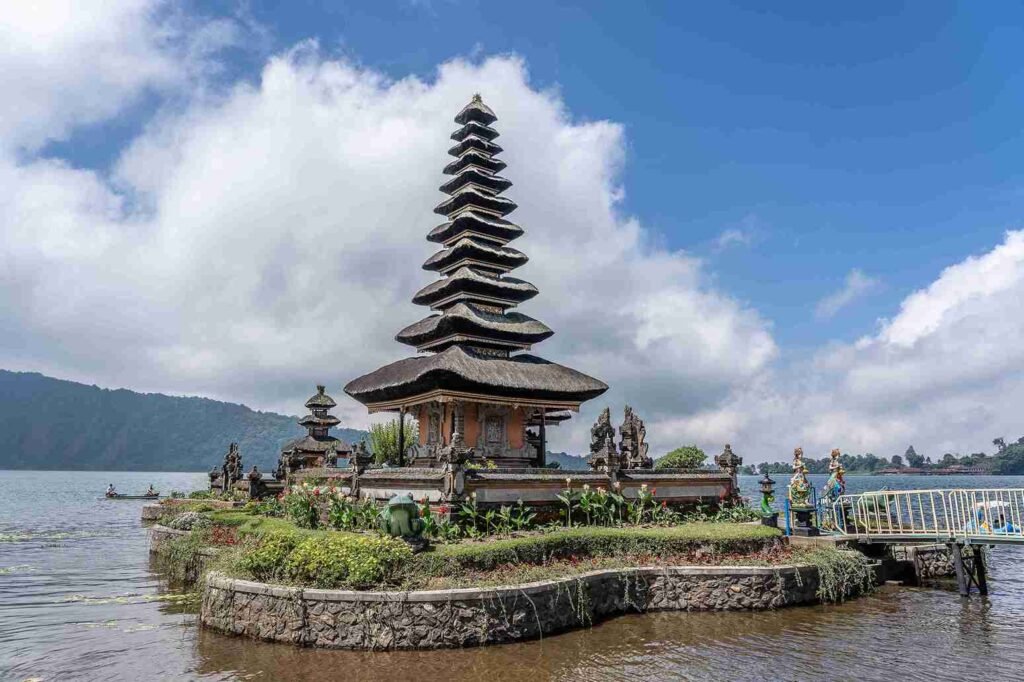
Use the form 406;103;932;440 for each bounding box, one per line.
0;37;776;456
714;228;752;251
815;268;880;319
3;6;1021;464
0;0;244;153
685;231;1024;461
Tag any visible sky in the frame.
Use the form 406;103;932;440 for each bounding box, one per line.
2;0;1023;463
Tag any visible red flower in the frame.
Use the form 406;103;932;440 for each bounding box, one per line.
651;487;657;496
661;500;668;508
313;488;320;496
438;504;450;514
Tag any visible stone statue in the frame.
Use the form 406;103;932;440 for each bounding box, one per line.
619;405;652;469
208;467;221;491
325;445;338;468
247;465;264;499
715;444;743;500
352;438;373;473
588;407;619;471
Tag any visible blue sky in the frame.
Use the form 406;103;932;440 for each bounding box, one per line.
5;1;1024;458
44;1;1024;356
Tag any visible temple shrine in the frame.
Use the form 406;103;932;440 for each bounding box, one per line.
277;385;352;477
345;95;608;468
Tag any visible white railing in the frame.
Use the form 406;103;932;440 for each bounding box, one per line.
830;488;1024;544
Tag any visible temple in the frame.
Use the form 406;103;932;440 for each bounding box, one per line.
277;385;352;477
345;95;608;467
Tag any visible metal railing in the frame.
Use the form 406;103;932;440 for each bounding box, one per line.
830;488;1024;544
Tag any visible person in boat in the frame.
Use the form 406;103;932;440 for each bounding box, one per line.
145;484;157;496
106;484;117;497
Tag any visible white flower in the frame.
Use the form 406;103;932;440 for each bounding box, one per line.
583;484;590;491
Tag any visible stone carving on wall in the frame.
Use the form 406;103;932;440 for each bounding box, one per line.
588;407;619;471
619;405;652;469
715;444;742;499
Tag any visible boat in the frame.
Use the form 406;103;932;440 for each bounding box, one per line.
102;492;160;500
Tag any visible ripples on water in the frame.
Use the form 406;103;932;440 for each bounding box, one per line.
3;472;1024;681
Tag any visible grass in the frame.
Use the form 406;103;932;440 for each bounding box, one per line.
406;523;782;583
158;506;787;591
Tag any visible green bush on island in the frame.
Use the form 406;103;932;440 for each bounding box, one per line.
655;445;707;470
284;534;413;588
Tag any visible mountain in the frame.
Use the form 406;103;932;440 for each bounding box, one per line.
0;370;367;472
546;451;590;470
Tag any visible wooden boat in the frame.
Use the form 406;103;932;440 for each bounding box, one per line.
102;493;160;500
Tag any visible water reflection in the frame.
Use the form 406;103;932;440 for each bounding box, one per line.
4;471;1024;681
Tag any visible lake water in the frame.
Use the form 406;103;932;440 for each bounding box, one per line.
3;471;1024;681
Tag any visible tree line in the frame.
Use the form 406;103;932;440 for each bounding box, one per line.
739;436;1024;475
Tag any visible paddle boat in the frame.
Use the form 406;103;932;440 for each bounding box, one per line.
964;500;1020;534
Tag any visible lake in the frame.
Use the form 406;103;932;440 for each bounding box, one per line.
3;471;1024;681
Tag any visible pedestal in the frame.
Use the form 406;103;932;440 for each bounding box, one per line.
791;506;820;537
761;512;778;528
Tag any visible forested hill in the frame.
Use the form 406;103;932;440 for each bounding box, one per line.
0;370;367;472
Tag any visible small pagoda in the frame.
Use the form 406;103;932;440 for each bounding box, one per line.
278;385;352;477
345;95;607;467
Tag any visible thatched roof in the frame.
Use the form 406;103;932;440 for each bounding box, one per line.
447;135;503;158
298;414;341;428
422;237;527;273
281;434;352;455
450;120;499;142
454;94;497;126
443;151;506;175
412;267;538;308
344;345;607;405
396;302;552;350
304;384;336;408
427;211;523;245
439;167;512;195
434;187;517;217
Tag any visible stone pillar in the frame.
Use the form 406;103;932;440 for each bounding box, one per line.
453;402;465;444
398;408;406;467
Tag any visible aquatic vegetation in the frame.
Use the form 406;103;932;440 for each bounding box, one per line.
802;547;876;603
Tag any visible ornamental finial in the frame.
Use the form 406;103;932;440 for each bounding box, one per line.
472;93;482;103
317;384;325;395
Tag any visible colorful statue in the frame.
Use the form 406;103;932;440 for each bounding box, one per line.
822;448;846;504
787;447;812;508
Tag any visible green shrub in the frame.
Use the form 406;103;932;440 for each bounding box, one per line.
656;445;707;470
284;535;412;588
156;527;212;584
235;532;300;582
412;523;781;576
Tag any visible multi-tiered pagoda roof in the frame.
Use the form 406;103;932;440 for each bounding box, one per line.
282;385;351;457
345;95;607;411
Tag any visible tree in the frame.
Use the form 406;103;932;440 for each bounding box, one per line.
941;452;957;467
368;419;418;465
993;437;1007;453
904;445;924;468
656;445;707;470
890;454;904;468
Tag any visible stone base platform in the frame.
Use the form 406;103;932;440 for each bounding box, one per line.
200;562;859;650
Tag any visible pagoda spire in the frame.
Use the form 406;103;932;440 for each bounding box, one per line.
397;95;552;356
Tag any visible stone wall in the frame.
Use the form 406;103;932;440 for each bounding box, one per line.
149;524;190;553
201;564;839;650
893;544;957;579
